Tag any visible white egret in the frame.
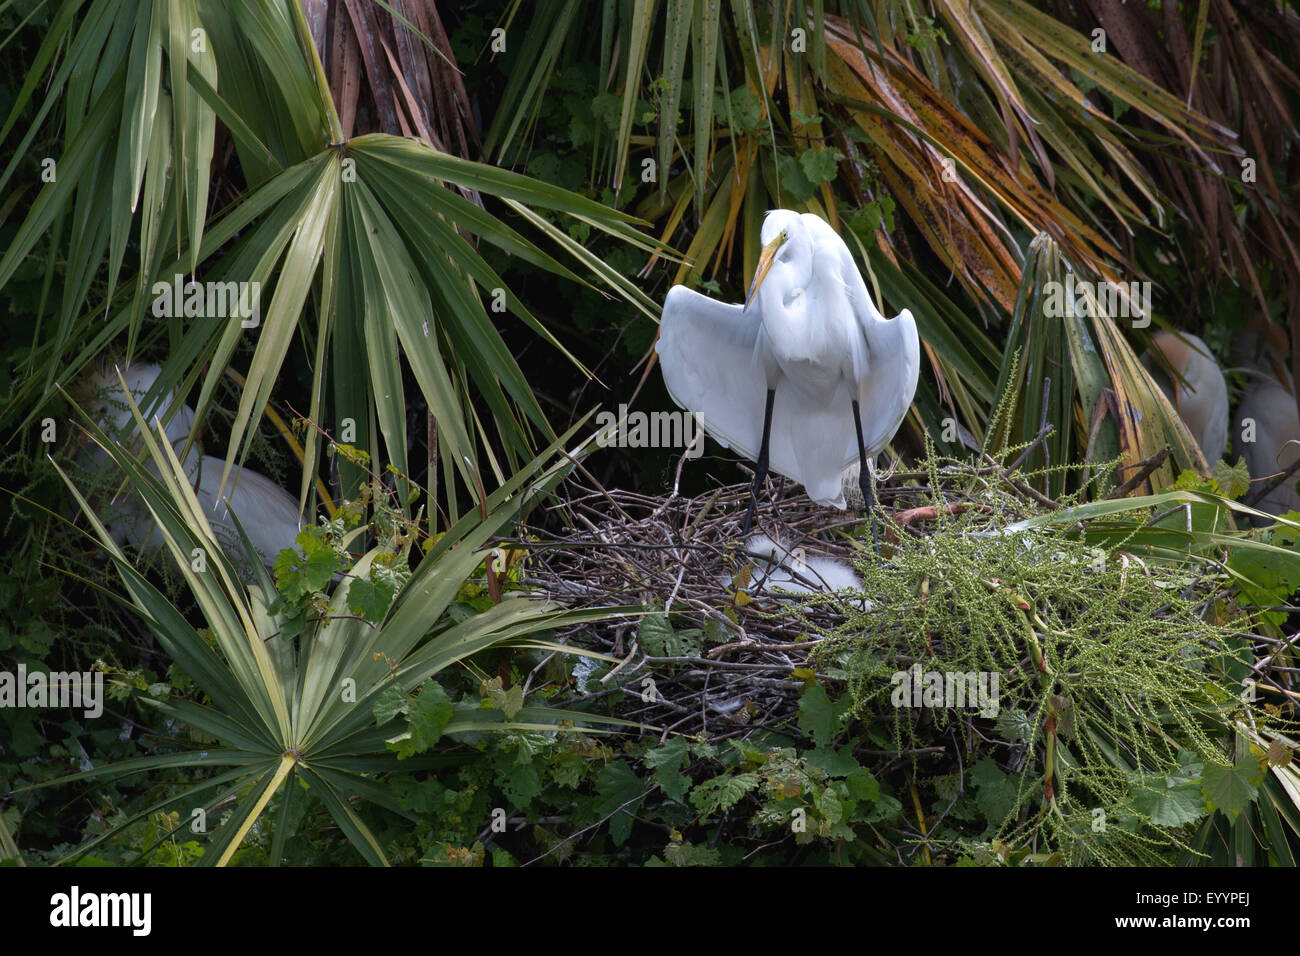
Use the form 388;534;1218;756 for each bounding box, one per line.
80;362;304;570
83;362;196;468
656;210;920;542
723;535;871;613
112;454;304;569
1222;319;1300;520
1237;367;1300;521
80;362;201;549
1140;331;1228;463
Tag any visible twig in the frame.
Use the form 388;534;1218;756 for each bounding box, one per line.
983;452;1060;510
708;639;820;659
1243;451;1300;506
1002;421;1055;478
1105;445;1172;499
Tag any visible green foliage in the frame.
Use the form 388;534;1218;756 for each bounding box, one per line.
637;613;702;657
1212;458;1252;501
481;677;525;721
1226;518;1300;630
796;683;850;748
1201;756;1266;821
377;706;913;866
848;197;896;244
24;389;633;866
799;489;1272;864
4;1;1298;870
377;681;455;760
1131;753;1207;828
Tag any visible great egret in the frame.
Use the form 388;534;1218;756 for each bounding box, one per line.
1140;331;1228;463
657;210;920;541
80;363;304;570
724;535;870;613
1237;366;1300;521
83;362;196;468
115;455;305;569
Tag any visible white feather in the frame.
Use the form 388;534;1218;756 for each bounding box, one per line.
733;534;865;600
1238;373;1300;521
1141;332;1228;463
120;456;304;567
81;362;303;569
657;210;919;508
83;362;196;467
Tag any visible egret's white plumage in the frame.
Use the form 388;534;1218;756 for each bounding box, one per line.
119;455;304;566
1237;367;1300;520
80;362;303;569
1141;332;1228;464
738;534;863;595
1219;320;1300;520
656;210;919;509
83;362;196;465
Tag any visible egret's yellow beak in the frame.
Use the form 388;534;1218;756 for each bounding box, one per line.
745;231;787;310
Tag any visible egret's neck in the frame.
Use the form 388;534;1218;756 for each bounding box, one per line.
757;287;807;356
759;255;844;369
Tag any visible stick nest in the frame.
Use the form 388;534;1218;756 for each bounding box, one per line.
514;458;1157;743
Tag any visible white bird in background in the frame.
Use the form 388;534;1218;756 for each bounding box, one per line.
83;362;196;470
121;455;306;569
1233;323;1300;520
1238;378;1300;519
656;210;920;543
1140;331;1229;464
80;362;304;570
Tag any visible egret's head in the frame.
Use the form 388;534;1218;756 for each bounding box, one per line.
78;361;195;456
745;210;809;312
79;362;168;432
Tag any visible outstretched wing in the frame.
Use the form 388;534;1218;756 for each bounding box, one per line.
657;285;768;459
854;308;919;460
842;253;920;464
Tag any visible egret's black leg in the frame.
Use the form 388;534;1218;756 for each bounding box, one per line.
852;399;879;552
742;389;777;535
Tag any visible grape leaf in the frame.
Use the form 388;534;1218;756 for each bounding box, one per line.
1202;756;1264;819
804;746;860;778
797;684;839;747
386;680;453;759
971;757;1019;823
1213;457;1251;500
638;613;702;657
481;677;525;719
593;762;645;845
798;147;843;184
347;576;396;623
1131;773;1204;827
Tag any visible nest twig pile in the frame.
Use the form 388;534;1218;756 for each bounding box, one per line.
514;458;1060;741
